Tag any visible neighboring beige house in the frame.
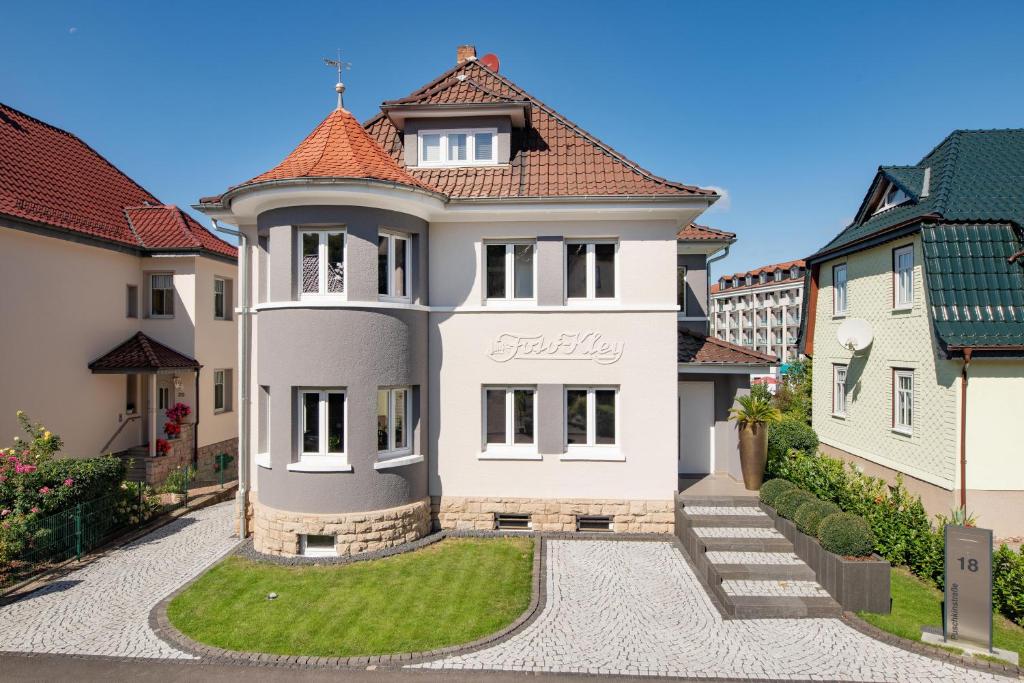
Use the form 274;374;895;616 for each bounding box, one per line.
196;45;771;557
0;102;238;484
802;129;1024;539
710;260;806;363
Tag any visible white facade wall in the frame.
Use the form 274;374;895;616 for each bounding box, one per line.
811;236;959;490
194;256;239;448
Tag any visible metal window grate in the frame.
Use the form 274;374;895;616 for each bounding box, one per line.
494;513;531;531
576;515;613;532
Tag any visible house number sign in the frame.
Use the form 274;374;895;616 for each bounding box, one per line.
943;525;993;652
487;332;624;365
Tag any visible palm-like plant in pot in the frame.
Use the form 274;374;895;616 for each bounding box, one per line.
728;394;782;490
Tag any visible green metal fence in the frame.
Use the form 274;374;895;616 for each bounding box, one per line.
21;492;128;564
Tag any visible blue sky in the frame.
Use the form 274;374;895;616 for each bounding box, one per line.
3;1;1022;276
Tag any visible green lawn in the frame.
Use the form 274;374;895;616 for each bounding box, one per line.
168;537;534;657
858;567;1024;663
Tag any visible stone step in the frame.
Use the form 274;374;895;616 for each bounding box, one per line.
704;551;804;565
679;495;759;507
721;579;832;598
724;594;843;619
692;527;785;540
697;536;794;553
681;514;774;528
711;563;817;582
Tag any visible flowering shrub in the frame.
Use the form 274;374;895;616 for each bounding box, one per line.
163;421;181;439
155;438;172;456
165;403;191;425
114;481;161;527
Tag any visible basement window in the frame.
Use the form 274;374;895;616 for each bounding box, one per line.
300;534;336;557
494;513;532;531
576;515;613;532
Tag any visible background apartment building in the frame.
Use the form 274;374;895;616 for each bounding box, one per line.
709;260;806;363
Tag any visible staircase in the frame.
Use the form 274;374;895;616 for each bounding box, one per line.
677;492;842;618
115;447;150;483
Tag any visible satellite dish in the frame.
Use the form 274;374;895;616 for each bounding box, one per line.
837;318;874;352
480;53;500;72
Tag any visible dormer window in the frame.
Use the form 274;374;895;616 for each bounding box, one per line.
733;277;739;288
774;270;782;282
745;275;752;286
874;182;910;214
790;266;800;279
419;128;497;167
759;272;767;284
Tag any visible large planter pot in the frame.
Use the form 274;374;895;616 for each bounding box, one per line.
737;423;768;490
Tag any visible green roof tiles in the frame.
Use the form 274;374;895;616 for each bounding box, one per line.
921;222;1024;349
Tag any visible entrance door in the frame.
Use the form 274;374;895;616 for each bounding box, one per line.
678;381;714;474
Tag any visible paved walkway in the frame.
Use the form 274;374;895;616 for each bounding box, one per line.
412;540;1007;681
0;502;236;659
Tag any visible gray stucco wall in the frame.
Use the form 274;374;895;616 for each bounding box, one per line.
536;236;564;306
403;116;512;167
677;253;708;319
257;307;428;514
536;383;566;455
677;371;751;480
258;206;428;305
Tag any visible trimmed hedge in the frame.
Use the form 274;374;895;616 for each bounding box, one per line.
767;415;819;458
759;478;796;507
818;513;876;557
1;456;126;516
775;488;817;520
795;499;841;536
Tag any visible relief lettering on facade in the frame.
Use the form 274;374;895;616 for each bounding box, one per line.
487;331;624;365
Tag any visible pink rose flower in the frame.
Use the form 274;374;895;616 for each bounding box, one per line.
39;486;51;495
0;509;9;517
30;507;39;513
64;478;74;487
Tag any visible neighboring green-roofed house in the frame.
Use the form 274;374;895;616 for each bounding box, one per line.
799;129;1024;540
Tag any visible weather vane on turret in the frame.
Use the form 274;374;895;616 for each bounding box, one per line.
323;49;351;110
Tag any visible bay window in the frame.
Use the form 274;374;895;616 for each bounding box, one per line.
299;230;345;296
565;387;617;450
378;232;411;300
418;128;497;166
566;241;616;300
485;242;535;301
377;387;411;457
483;387;535;449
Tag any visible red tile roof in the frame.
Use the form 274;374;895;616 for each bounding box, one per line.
0;102;235;259
678;329;776;365
365;60;715;199
677;223;736;241
88;332;199;373
711;259;806;294
242;107;433;193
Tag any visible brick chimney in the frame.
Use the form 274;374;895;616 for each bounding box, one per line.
456;44;477;64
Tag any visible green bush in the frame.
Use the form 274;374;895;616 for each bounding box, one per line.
818;512;876;557
994;545;1024;626
767;415;819;460
775;488;817;519
161;465;195;495
759;478;796;507
794;499;841;536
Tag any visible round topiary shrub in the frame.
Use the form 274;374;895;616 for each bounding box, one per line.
775;489;817;519
794;499;841;536
759;478;797;507
818;512;876;557
767;415;819;457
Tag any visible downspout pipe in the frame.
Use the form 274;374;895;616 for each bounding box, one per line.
213;219;250;540
705;244;731;335
959;348;972;510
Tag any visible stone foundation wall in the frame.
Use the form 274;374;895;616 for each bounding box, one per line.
253;497;431;557
196;437;238;483
432;496;675;534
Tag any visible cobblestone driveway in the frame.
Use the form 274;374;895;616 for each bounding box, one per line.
413;540;1006;681
0;502;236;659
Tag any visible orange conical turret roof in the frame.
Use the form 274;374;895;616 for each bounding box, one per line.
244;107;434;192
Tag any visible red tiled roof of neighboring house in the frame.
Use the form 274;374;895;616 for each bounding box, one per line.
124;205;237;258
365;60;715;199
88;332;199;373
241;107;434;193
0;101;236;259
677;329;776;365
677;223;736;241
711;259;806;294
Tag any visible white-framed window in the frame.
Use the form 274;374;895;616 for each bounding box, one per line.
298;389;346;457
833;365;848;416
377;231;411;301
894;245;914;308
484;387;536;448
299;229;345;296
833;263;848;315
565;387;617;448
875;182;910;213
774;270;782;282
300;534;336;557
150;273;174;317
377;387;412;457
158;386;170;411
893;370;914;434
213;277;228;319
566;241;617;301
126;285;138;318
485;242;535;301
214;369;233;413
677;266;687;314
418;128;497;166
